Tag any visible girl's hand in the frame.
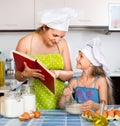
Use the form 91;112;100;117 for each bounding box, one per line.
22;62;45;80
80;100;99;112
63;86;73;96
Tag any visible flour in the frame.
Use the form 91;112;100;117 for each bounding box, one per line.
66;103;82;114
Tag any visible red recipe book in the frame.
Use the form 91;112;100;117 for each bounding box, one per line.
12;50;56;94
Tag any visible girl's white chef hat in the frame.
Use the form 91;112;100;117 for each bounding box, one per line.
37;7;77;31
81;37;110;76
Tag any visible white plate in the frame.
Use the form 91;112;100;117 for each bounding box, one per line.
66;103;82;114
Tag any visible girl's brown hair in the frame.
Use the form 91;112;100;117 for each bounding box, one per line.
91;66;106;77
91;66;114;104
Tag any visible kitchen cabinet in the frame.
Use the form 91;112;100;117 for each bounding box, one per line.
65;0;109;27
108;2;120;31
0;0;35;30
35;0;120;28
1;0;120;30
35;0;109;27
109;0;120;2
35;0;65;28
66;0;120;27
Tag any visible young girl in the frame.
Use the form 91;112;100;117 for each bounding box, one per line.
59;38;114;111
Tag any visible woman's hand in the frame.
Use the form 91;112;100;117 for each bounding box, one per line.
50;70;60;78
22;62;45;80
50;70;73;81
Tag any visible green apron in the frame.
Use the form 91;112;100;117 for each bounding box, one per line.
30;54;65;109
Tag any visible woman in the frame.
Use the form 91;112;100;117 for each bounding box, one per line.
59;38;114;110
15;7;77;109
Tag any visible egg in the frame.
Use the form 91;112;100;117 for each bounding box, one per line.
34;111;40;118
22;112;30;120
19;116;26;121
30;112;35;118
18;111;41;121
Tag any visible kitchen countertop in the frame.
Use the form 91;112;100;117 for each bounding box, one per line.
0;110;120;126
110;71;120;77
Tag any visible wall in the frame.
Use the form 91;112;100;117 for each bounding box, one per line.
0;29;120;73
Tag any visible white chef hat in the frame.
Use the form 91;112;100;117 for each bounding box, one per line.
81;37;110;76
37;7;77;31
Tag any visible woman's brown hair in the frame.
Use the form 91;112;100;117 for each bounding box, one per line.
35;25;50;33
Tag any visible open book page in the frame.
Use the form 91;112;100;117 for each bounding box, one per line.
12;50;56;94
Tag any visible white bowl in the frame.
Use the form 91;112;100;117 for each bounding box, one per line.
65;103;82;114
